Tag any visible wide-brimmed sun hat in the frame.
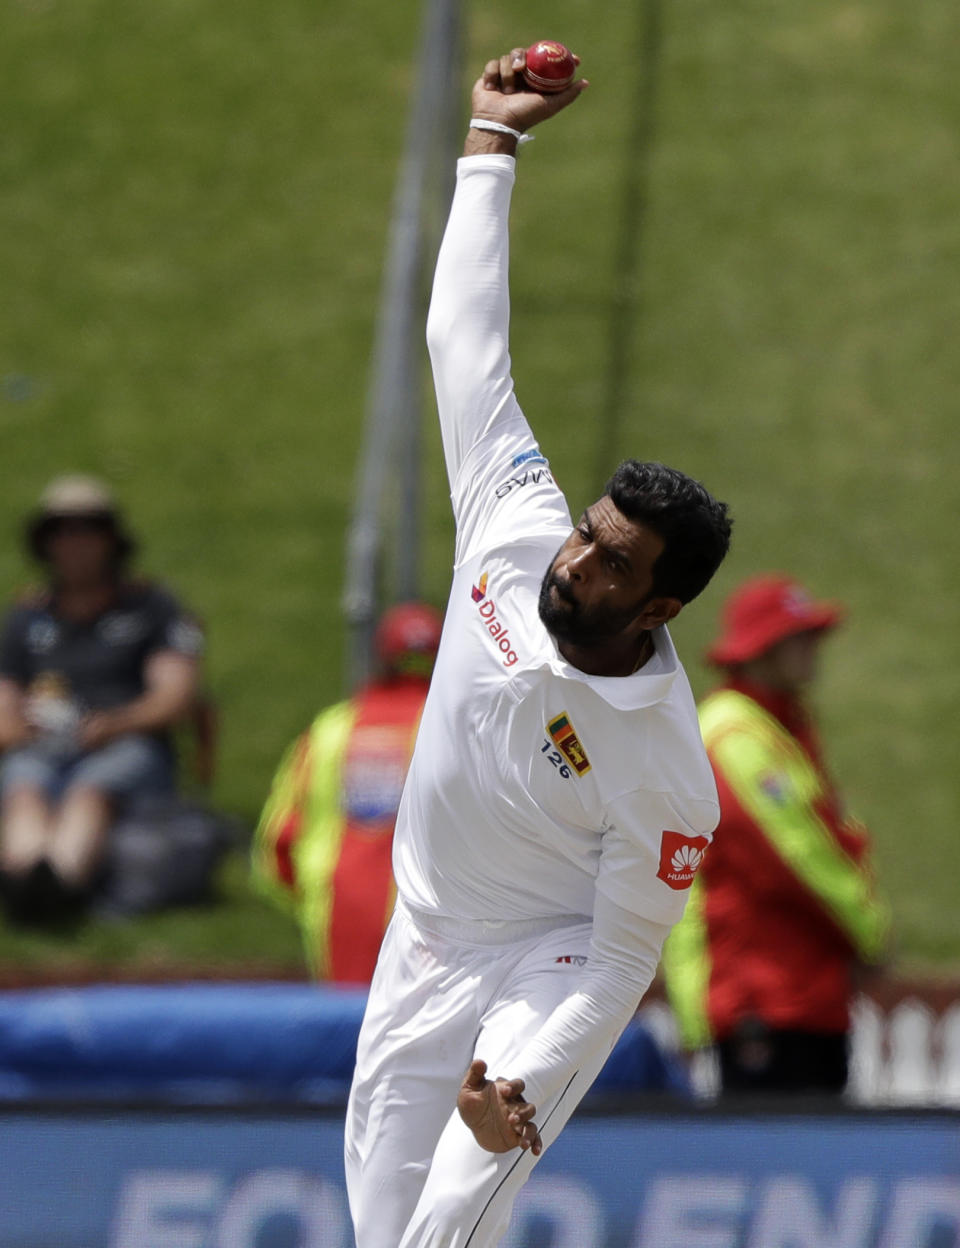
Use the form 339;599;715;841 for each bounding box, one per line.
706;573;844;666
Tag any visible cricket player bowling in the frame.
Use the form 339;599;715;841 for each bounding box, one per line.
344;44;733;1247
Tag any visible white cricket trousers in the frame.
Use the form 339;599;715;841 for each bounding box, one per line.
344;898;611;1248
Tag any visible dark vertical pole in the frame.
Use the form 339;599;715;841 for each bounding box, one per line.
344;0;464;690
394;0;463;605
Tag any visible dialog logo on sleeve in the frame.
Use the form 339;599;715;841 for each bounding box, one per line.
657;830;709;890
470;571;519;667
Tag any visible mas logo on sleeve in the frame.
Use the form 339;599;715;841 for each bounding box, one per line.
657;830;709;890
494;464;554;500
494;447;553;500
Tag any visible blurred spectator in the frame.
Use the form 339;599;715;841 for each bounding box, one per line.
663;574;890;1095
0;475;204;925
253;602;443;983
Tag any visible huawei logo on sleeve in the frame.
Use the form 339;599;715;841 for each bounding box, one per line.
672;844;703;873
657;831;709;890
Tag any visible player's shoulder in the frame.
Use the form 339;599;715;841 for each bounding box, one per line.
617;695;720;811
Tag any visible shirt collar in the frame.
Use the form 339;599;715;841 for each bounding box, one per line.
536;624;680;710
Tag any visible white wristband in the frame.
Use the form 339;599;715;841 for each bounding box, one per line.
468;117;535;146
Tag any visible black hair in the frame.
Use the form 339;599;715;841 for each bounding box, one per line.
604;460;732;604
26;512;137;569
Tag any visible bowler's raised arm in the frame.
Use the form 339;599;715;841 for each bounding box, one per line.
425;49;587;490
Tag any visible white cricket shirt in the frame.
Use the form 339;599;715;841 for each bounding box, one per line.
393;154;719;933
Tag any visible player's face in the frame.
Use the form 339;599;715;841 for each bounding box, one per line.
538;496;669;648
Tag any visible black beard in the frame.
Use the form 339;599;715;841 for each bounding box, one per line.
538;561;641;649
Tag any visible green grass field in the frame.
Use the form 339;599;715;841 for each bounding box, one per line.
1;0;957;975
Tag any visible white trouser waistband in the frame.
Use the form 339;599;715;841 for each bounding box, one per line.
397;895;590;948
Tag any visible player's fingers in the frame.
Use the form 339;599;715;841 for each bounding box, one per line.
508;1102;537;1125
499;48;525;95
517;1120;542;1153
501;1076;525;1098
462;1058;488;1089
481;58;502;90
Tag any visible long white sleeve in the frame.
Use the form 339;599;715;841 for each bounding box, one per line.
425;155;572;567
511;896;671;1108
426;155;519;489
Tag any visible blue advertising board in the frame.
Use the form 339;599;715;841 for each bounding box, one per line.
0;1105;957;1247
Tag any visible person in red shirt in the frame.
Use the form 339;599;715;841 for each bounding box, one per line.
663;574;890;1093
253;602;442;983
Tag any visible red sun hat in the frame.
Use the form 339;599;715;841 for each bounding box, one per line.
706;574;844;667
375;602;443;676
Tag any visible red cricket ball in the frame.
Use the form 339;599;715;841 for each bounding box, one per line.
523;40;577;94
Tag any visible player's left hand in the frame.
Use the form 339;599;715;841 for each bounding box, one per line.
457;1058;543;1156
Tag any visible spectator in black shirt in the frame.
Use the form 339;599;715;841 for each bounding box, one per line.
0;475;203;924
